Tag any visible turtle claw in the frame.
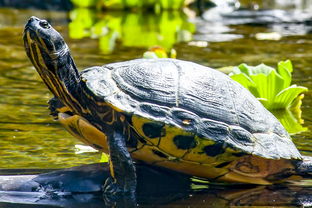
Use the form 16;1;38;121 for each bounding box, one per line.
103;177;136;195
103;177;137;208
103;177;123;195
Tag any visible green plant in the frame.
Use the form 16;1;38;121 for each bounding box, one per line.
229;60;308;110
272;108;307;135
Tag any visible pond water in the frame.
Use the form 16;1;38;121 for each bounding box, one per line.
0;1;312;207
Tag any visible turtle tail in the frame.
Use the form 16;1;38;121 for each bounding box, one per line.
294;156;312;178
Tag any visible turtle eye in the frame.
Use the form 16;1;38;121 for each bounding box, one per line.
39;20;50;29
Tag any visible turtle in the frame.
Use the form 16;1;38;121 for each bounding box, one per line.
24;16;312;196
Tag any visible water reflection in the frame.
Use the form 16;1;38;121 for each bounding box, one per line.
201;0;312;39
71;0;186;10
0;8;68;28
273;108;307;135
69;8;195;53
239;0;312;10
2;184;312;207
1;163;312;207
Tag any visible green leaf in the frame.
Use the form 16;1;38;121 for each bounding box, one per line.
277;60;292;89
274;85;308;109
237;63;250;75
249;73;270;106
249;64;275;76
230;73;259;97
250;70;285;109
272;109;307;135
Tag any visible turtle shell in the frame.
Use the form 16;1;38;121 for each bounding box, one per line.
81;58;301;161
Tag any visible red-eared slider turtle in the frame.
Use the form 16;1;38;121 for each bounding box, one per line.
24;17;312;195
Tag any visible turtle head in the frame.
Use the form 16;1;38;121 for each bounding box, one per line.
24;16;69;66
24;16;80;111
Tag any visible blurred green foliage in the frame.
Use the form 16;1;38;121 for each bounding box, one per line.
71;0;187;10
69;8;194;54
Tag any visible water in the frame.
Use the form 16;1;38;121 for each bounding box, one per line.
0;1;312;207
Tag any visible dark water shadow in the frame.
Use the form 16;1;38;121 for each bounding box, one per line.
0;0;73;11
1;163;312;207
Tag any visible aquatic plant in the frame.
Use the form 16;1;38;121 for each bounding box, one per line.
69;9;194;54
229;60;308;110
71;0;187;10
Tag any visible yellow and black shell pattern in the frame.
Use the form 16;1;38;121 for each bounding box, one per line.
80;58;301;179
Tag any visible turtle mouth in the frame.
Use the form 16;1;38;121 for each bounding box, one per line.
24;20;45;52
23;28;36;60
23;17;55;74
24;16;40;36
23;27;37;45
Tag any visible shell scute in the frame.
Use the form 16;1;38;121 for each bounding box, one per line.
138;102;168;119
229;126;256;146
197;119;230;142
169;108;199;131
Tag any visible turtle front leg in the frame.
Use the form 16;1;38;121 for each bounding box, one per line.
103;129;137;196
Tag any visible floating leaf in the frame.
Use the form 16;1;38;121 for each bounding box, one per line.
277;60;292;89
274;85;308;109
